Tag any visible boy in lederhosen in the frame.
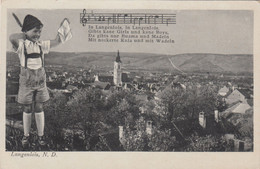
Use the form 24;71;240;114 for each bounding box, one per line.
9;14;71;147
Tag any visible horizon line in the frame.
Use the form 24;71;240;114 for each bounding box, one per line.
6;50;253;56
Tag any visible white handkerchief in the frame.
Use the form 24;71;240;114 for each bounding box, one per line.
58;18;72;43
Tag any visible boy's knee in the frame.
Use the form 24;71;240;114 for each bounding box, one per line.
35;103;43;113
23;105;32;113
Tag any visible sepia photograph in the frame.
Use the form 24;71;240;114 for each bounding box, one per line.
5;8;254;152
1;1;259;169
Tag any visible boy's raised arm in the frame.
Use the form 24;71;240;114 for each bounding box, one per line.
50;34;61;48
50;18;72;48
9;33;26;51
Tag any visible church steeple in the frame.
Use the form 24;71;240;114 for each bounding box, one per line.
116;50;121;63
114;50;122;86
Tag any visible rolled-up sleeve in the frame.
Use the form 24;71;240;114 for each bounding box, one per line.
40;40;50;54
14;39;23;55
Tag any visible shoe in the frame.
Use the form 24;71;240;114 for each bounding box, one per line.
22;135;30;147
38;136;46;146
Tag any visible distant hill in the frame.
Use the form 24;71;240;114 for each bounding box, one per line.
6;51;253;74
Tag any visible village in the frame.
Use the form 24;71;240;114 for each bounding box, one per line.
6;51;253;151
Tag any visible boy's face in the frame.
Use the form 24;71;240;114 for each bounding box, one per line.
25;27;42;43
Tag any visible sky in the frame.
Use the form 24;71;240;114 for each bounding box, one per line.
6;9;253;55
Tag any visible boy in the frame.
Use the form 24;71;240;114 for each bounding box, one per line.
9;14;70;147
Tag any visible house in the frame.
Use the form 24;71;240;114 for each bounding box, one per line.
218;86;229;96
92;81;111;90
156;110;241;151
221;101;252;126
122;73;129;83
226;89;252;105
124;83;134;91
94;75;114;84
222;101;251;115
233;138;253;152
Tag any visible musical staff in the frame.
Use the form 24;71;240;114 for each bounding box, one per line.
80;9;176;26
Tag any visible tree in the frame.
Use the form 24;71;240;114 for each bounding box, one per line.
121;118;177;151
44;91;69;150
105;90;140;128
67;88;105;150
198;85;218;113
141;100;161;123
157;84;219;122
182;85;201;119
184;134;234;152
121;126;148;151
215;95;227;112
157;85;187;122
148;128;176;151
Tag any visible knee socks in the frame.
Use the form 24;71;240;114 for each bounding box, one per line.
23;112;32;137
35;111;45;136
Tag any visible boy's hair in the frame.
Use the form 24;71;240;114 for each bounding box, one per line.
22;14;43;32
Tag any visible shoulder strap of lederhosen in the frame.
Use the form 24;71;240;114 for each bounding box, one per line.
39;45;44;67
23;42;28;69
23;42;44;69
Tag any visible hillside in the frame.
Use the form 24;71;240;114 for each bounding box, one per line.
6;51;253;74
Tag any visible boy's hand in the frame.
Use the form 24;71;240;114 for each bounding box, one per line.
56;33;61;43
58;18;72;44
50;18;71;48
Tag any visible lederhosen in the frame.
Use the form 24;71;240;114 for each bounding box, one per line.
19;42;46;89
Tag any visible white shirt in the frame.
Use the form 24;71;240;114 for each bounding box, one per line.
15;39;50;70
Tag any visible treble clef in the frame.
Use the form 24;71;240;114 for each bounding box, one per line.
81;9;87;26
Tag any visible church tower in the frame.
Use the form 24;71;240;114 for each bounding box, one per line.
113;50;122;86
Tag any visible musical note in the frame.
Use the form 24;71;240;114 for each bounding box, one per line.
148;15;155;24
161;14;164;24
154;15;159;25
113;14;116;23
107;17;112;25
123;14;128;23
139;17;143;26
98;15;105;21
117;14;121;23
133;18;138;25
166;18;171;26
